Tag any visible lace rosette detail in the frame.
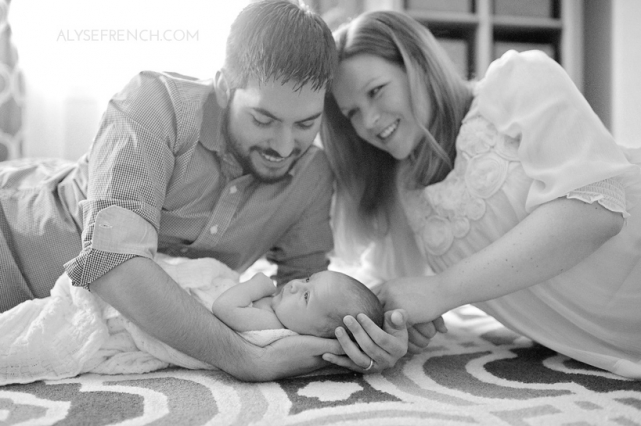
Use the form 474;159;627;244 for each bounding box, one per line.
407;114;515;256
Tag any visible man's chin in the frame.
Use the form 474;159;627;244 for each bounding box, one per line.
249;161;293;183
251;171;290;184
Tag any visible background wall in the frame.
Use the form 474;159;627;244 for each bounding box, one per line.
611;0;641;147
583;0;641;148
7;0;641;159
10;0;248;160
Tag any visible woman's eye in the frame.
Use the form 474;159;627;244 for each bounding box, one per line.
369;85;383;97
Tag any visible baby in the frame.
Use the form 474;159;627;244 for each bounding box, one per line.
212;271;383;338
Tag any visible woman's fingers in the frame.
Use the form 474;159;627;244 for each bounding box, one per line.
407;319;448;353
407;325;432;352
407;340;425;355
433;316;448;333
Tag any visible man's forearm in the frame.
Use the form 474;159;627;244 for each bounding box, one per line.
89;256;258;379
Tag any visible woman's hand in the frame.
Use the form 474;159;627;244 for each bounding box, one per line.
376;276;452;353
376;275;453;324
321;309;409;374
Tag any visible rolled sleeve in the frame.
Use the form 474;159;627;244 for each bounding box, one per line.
90;205;158;256
65;72;183;288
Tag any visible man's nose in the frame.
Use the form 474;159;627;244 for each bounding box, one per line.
271;127;295;158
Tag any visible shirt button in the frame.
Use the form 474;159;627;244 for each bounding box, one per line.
230;186;237;194
210;225;218;235
180;247;188;253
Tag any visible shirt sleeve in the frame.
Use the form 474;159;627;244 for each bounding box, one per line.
266;150;334;285
64;71;182;288
476;50;638;214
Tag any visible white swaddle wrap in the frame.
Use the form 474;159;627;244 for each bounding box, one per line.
0;254;296;386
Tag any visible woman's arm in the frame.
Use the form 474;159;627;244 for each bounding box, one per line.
212;273;283;332
377;197;624;325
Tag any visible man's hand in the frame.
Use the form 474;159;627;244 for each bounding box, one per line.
321;309;409;374
243;335;344;382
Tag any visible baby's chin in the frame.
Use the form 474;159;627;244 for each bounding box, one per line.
270;287;285;306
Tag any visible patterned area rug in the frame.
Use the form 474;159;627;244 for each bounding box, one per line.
2;305;640;426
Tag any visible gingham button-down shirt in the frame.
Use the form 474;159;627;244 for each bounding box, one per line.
63;71;334;287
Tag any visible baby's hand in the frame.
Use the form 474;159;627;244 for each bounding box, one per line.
247;272;274;285
246;273;276;291
242;272;278;298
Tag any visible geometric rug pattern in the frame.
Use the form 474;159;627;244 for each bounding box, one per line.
2;305;639;426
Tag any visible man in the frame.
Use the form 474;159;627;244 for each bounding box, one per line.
0;0;411;380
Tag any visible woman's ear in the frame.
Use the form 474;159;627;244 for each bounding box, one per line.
214;71;231;108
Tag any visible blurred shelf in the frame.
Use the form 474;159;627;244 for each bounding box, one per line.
401;0;582;88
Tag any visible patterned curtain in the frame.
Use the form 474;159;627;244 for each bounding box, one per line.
0;0;23;161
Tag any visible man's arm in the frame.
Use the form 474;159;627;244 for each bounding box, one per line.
90;256;342;381
212;273;283;332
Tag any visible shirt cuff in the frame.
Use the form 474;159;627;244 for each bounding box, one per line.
64;251;136;290
65;205;158;288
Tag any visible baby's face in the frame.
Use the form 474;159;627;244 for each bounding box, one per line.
271;271;347;336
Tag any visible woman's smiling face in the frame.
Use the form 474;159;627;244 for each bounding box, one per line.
332;53;428;160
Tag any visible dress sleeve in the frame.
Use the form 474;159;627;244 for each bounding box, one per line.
476;50;639;213
64;71;182;288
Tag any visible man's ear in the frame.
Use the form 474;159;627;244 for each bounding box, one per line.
214;70;231;108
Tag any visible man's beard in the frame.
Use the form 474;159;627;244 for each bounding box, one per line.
222;106;302;184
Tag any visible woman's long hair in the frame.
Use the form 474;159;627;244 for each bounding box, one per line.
321;10;473;260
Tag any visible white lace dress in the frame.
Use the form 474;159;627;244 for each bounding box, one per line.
399;51;641;378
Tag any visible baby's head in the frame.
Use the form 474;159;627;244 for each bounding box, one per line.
271;270;383;338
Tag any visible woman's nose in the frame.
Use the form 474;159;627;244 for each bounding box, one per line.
363;108;380;129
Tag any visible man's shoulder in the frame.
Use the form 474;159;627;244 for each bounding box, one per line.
116;71;214;108
141;71;214;100
294;145;334;187
295;145;333;182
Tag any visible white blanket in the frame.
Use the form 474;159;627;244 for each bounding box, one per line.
0;254;296;386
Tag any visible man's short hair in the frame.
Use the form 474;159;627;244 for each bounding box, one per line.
223;0;337;92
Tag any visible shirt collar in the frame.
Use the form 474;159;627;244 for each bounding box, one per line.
200;91;244;179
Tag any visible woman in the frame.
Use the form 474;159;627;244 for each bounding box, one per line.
321;10;641;378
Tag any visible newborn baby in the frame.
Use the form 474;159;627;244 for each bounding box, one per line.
213;271;383;338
